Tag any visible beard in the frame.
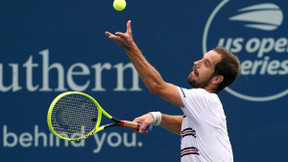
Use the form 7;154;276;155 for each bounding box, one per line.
187;65;212;88
187;74;211;89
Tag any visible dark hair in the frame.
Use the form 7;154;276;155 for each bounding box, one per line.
212;46;241;92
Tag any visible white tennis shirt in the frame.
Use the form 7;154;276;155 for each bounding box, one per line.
178;87;233;162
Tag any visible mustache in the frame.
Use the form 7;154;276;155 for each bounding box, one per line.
193;66;199;76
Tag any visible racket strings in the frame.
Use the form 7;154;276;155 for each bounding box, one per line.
51;94;98;140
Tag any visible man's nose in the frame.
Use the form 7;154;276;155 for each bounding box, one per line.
194;60;200;68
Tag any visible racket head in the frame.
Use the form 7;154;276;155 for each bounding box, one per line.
47;91;103;141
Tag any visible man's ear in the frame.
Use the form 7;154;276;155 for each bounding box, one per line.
211;75;224;85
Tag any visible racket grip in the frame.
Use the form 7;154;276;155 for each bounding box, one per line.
120;120;152;132
138;123;153;132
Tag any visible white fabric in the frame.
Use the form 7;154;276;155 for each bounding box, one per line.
178;87;233;162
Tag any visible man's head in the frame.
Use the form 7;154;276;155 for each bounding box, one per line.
187;46;241;93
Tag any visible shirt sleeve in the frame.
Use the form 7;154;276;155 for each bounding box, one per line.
178;86;225;127
177;87;212;121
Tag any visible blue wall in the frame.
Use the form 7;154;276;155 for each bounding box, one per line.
1;0;287;161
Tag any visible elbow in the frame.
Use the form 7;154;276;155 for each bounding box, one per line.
148;83;164;96
149;87;160;96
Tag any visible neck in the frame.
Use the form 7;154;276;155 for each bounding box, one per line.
205;85;219;94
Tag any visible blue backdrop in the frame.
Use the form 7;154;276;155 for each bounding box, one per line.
1;0;287;161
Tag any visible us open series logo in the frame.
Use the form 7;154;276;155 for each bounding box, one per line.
203;0;288;102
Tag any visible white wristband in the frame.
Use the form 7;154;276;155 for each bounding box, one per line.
150;111;162;126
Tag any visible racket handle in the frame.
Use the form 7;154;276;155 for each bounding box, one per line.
120;120;152;132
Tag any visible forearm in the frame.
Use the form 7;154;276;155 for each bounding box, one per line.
159;114;183;135
124;43;165;94
105;20;183;107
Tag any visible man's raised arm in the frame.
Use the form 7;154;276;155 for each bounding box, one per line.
105;20;183;107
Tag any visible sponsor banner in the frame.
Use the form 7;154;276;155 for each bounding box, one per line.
203;0;288;101
2;125;143;153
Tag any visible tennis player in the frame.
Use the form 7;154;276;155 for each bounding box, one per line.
105;20;240;162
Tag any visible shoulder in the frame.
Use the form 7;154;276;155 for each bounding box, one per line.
178;87;211;99
178;87;221;107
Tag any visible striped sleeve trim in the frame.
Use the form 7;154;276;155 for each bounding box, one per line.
181;147;199;157
181;128;196;138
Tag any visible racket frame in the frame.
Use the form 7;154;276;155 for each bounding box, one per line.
47;91;107;141
47;91;146;141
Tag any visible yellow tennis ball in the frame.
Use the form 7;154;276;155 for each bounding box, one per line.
113;0;126;11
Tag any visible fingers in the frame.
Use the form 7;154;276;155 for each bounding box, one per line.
105;20;131;38
127;20;132;35
105;31;119;38
139;122;149;134
105;20;134;49
132;117;142;124
105;31;119;41
114;32;126;38
105;31;113;37
132;113;154;134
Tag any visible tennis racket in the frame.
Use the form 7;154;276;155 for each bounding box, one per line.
47;91;152;141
